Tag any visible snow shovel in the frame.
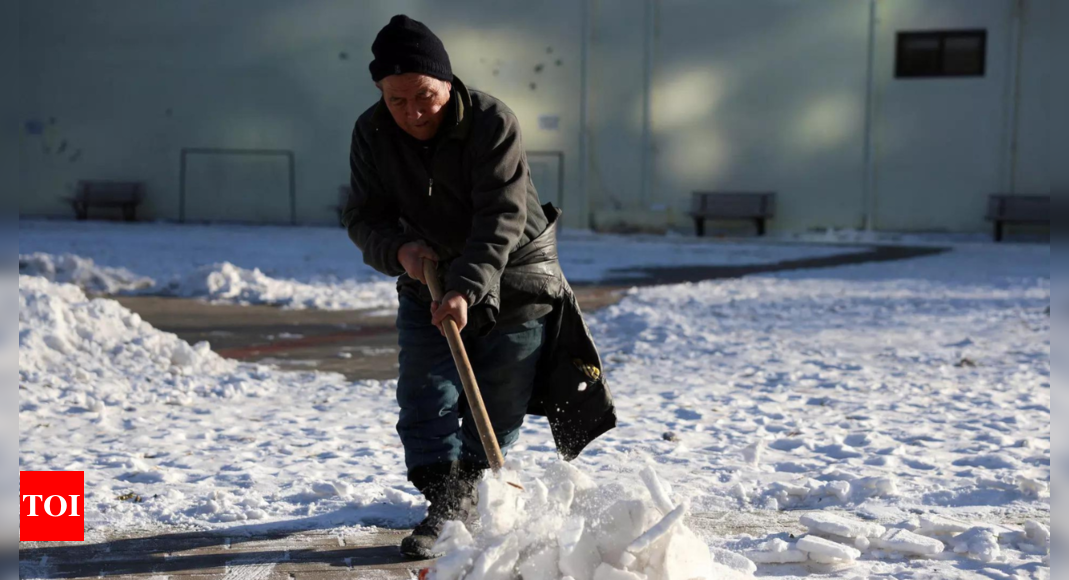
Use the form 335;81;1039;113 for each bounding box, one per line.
422;259;507;473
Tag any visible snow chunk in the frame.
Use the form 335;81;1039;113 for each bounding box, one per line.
796;535;861;562
767;482;810;504
560;516;600;580
710;547;757;575
627;503;687;554
592;564;644;580
800;512;886;539
745;539;808;564
742;441;764;466
874;529;945;557
431;522;477;580
816;481;851;502
639;467;676;514
661;526;718;580
916;515;972;537
518;546;560;580
855;477;899;498
950;527;1001;563
761;538;791;553
469;536;522;580
1023;521;1050;552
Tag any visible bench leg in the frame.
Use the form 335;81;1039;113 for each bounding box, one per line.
694;218;705;237
756;218;766;237
994;221;1004;243
74;203;88;221
123;204;137;222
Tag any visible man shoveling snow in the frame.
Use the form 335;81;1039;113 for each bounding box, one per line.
345;14;617;559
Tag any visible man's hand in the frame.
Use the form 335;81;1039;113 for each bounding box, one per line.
431;291;470;335
398;241;439;284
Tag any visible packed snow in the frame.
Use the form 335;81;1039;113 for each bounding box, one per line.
17;220;1049;579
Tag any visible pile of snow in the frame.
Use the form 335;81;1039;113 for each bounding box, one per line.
1023;521;1051;555
18;274;417;530
159;262;398;311
19;253;153;295
431;463;754;580
18;252;399;311
19;276;244;405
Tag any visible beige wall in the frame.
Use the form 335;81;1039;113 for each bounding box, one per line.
870;0;1052;232
16;0;1054;232
870;0;1015;232
589;0;1051;233
650;0;870;232
16;0;585;225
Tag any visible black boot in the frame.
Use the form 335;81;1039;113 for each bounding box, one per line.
400;461;485;560
401;462;455;560
453;460;484;523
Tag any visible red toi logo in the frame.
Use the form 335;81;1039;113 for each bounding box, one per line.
20;471;85;542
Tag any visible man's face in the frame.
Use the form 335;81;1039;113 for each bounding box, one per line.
380;73;452;141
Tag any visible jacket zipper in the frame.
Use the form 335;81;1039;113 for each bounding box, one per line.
428;177;434;197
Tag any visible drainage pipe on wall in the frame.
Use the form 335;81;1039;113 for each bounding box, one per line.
1005;0;1026;194
578;0;591;228
639;0;656;208
860;0;879;232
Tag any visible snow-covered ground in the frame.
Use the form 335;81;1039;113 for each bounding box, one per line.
18;220;862;309
17;221;1049;579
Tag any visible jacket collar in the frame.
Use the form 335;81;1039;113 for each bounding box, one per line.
372;75;473;142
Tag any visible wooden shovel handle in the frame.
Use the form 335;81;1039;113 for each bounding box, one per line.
422;259;506;472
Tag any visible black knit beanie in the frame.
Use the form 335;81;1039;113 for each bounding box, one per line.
369;15;453;83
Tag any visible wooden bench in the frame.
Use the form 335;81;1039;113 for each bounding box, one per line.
985;194;1049;242
67;181;145;221
689;192;776;237
334;185;352;227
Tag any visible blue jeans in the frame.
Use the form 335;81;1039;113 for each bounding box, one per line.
396;294;546;472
